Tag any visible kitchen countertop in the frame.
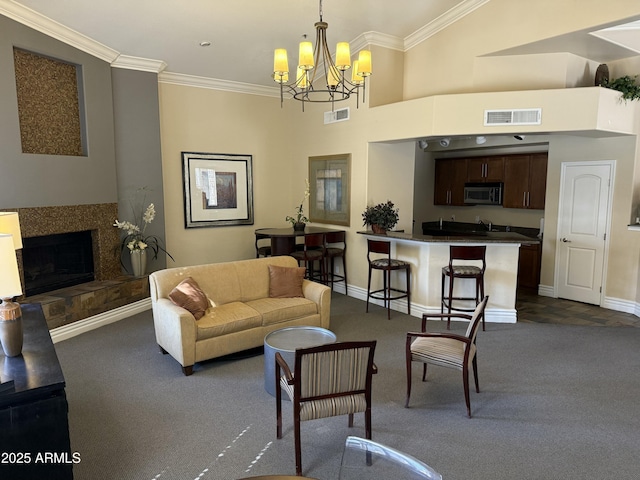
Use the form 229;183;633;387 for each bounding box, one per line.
358;230;540;244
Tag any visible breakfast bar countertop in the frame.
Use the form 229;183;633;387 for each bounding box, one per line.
357;230;540;245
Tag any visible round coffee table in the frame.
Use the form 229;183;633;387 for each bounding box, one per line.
263;326;337;397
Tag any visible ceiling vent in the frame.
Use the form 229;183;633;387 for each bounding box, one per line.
484;108;541;126
324;107;350;124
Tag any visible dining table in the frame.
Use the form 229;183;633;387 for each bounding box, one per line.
255;226;345;256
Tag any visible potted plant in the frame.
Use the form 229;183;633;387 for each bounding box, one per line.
602;75;640;102
114;187;174;276
362;200;399;233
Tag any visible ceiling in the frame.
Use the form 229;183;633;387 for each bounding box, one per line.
2;0;640;95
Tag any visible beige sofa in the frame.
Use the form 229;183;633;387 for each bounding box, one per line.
149;256;331;375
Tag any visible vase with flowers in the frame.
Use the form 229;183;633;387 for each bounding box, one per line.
286;180;310;231
114;188;174;276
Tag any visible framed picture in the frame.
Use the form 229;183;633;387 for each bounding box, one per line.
308;154;351;226
182;152;254;228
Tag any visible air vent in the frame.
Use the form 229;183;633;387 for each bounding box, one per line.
484;108;541;126
324;107;350;124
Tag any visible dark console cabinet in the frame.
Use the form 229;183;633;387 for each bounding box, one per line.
0;304;73;480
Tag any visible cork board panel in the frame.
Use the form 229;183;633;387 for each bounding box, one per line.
13;48;84;156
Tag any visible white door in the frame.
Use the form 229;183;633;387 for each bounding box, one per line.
555;162;613;305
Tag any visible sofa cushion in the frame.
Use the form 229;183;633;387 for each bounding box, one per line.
246;297;318;326
168;277;210;320
268;265;306;298
196;302;262;340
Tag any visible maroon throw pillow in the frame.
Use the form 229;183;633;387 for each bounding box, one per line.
268;265;306;298
168;277;209;320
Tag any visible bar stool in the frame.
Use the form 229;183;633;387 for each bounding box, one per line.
255;229;272;257
324;231;347;294
441;245;486;330
366;239;411;320
291;233;326;282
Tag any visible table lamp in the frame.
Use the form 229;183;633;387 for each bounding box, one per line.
0;212;23;249
0;234;23;357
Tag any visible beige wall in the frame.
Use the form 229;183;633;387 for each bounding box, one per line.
158;84;291;266
403;0;640;99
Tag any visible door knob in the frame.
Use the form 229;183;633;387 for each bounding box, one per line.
561;237;571;243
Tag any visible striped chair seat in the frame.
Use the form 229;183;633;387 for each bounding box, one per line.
410;336;476;371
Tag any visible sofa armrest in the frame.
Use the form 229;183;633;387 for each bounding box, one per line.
301;279;332;329
151;298;198;367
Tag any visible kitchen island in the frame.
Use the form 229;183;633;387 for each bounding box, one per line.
359;229;540;324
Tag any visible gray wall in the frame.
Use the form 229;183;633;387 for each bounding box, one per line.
112;68;167;271
0;15;117;209
1;15;167;273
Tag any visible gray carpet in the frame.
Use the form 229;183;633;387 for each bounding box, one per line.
54;293;640;480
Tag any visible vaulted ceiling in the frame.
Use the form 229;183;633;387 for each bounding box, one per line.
2;0;640;94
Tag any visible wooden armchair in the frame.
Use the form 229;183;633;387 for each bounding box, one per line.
275;341;377;476
405;296;488;417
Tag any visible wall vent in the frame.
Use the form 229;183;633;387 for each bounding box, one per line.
484;108;541;126
324;107;350;124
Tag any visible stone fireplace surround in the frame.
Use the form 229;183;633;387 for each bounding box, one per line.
3;204;150;329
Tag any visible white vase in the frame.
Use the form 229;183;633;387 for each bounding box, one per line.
130;249;147;277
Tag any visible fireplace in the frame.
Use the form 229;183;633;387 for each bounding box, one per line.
5;203;122;295
22;230;95;296
0;203;149;329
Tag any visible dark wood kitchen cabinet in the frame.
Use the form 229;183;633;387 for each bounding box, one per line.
503;153;548;209
434;158;467;206
467;156;504;183
518;242;542;290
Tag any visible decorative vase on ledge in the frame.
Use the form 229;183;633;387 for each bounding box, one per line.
130;249;147;277
293;222;306;232
371;224;387;234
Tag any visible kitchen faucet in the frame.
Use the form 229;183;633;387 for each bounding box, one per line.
478;219;492;231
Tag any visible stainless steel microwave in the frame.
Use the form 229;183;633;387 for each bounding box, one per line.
464;182;503;205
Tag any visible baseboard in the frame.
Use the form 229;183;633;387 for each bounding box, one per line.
50;298;152;343
345;284;516;323
537;284;554;297
603;296;637;315
538;284;639;317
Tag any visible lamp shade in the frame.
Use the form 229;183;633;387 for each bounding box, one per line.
357;50;372;77
327;65;341;87
273;48;289;75
298;41;314;70
0;234;22;298
0;212;22;249
335;42;351;70
351;60;364;85
297;67;308;88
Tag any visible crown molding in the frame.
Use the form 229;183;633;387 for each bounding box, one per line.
404;0;490;51
112;55;167;73
159;71;280;98
355;31;404;52
0;0;119;62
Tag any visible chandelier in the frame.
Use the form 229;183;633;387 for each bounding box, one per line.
272;0;372;110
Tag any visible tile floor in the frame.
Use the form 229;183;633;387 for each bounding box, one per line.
516;289;640;327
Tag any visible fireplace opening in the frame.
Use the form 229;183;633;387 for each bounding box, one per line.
22;230;95;296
